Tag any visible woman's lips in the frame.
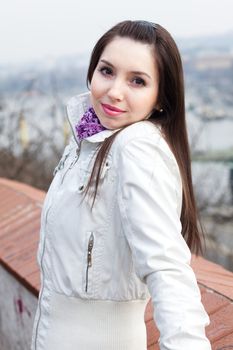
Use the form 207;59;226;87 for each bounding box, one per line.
101;103;126;116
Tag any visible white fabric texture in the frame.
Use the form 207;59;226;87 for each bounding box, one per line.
44;292;148;350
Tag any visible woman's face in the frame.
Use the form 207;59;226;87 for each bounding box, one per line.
90;36;159;130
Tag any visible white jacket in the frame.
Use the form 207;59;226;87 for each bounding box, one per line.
31;91;211;350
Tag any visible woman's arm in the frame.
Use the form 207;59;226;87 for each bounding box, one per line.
115;131;211;350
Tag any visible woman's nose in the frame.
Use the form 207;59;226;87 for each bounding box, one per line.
107;79;124;101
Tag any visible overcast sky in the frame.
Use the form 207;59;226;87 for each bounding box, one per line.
1;0;233;65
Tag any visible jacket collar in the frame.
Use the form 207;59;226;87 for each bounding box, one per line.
66;91;120;144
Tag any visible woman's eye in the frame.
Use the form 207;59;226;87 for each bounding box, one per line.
132;77;146;86
98;66;113;76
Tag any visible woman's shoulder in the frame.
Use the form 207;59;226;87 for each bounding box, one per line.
117;120;160;143
112;120;175;162
111;120;182;199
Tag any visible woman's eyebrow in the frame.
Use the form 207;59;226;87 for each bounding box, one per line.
99;59;152;79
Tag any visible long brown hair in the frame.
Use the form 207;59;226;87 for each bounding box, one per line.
85;20;205;256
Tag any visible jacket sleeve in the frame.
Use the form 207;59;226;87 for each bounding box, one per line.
115;134;211;350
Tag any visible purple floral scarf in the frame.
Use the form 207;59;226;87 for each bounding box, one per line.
75;107;106;140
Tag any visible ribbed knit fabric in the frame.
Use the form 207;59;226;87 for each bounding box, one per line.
44;292;149;350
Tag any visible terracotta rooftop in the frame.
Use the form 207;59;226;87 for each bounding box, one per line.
1;177;233;349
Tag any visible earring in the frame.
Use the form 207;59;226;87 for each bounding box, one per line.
154;106;164;113
146;107;164;119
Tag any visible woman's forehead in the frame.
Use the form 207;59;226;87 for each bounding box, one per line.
99;37;157;74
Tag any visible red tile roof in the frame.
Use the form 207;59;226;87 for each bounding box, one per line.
0;178;44;295
1;177;233;349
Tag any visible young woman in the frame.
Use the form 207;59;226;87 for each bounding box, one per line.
31;20;212;349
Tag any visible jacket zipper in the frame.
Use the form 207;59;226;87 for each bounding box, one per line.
34;116;82;347
34;205;51;349
85;232;94;292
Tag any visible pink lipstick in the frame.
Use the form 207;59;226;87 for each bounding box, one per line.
101;103;126;116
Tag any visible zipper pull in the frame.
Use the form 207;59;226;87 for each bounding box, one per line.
87;233;94;267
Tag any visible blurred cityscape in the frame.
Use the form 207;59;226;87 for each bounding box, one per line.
0;31;233;268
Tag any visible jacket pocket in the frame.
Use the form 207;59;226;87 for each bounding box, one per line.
82;230;105;295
